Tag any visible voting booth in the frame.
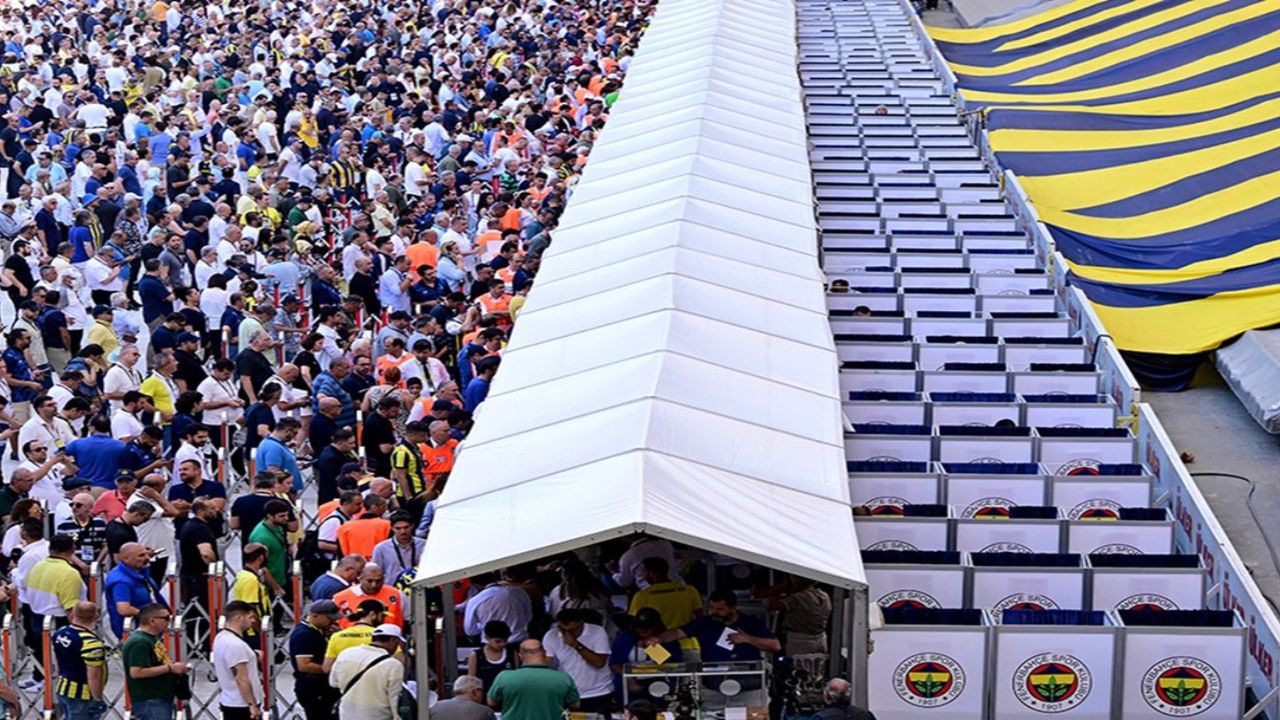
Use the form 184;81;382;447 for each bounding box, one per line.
954;507;1062;554
1022;395;1117;429
863;550;967;610
1089;555;1206;612
1117;610;1246;719
1037;428;1135;475
991;610;1120;719
856;507;951;551
1066;508;1175;555
870;608;990;719
970;553;1086;617
943;464;1047;518
1049;473;1153;520
937;426;1035;464
848;461;942;512
847;390;928;425
847;424;933;463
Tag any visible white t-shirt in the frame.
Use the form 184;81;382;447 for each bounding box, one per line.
212;630;263;707
103;363;143;412
84;258;123;291
76;103;110;130
198;376;243;425
542;624;613;698
111;408;145;440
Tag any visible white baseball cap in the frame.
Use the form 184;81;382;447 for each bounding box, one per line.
373;623;404;641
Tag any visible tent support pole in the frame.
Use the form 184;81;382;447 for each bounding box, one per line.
442;586;459;686
828;587;846;681
413;585;431;718
849;585;869;708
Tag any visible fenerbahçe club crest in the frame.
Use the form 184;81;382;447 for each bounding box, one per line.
1013;653;1092;713
894;653;965;708
1143;657;1221;716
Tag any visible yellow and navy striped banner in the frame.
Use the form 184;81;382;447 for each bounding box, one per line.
929;0;1280;355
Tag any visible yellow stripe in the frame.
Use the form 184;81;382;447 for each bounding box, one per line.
1090;284;1280;354
1066;238;1280;285
1029;672;1076;684
945;0;1237;77
989;93;1280;153
1018;125;1280;210
1015;2;1279;86
1159;678;1206;689
925;0;1107;44
1036;169;1280;238
960;61;1275;110
908;671;951;682
995;0;1168;52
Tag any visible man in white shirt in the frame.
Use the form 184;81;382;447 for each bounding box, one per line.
212;601;264;719
110;390;149;442
18;396;75;454
197;360;245;427
102;344;144;413
462;574;533;642
328;624;405;720
542;610;614;713
377;256;412;314
610;535;680;590
83;246;125;305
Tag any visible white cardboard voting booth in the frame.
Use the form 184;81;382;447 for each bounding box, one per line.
1118;612;1246;719
870;611;990;719
991;614;1120;719
971;559;1087;617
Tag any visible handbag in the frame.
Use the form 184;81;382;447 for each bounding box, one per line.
333;652;395;714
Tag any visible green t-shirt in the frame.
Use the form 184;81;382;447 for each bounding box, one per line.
248;521;288;588
121;630;174;701
487;664;579;720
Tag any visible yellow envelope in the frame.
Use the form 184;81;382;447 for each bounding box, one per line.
645;643;672;664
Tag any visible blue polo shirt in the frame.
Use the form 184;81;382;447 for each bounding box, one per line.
256;436;303;493
2;348;35;403
66;434;127;488
463;376;490;411
104;563;166;636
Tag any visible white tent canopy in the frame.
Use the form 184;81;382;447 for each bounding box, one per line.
416;0;864;590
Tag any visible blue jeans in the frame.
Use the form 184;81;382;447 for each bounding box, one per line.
130;698;175;720
58;697;109;720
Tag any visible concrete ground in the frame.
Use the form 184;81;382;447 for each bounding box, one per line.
946;0;1074;27
1144;362;1280;606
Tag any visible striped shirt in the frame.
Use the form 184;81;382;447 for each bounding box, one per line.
53;624;106;700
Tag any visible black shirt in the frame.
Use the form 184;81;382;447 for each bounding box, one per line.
348;272;380;316
363;411;396;477
288;622;331;695
315;445;357;504
177;517;217;581
230;493;275;548
243;402;276;450
174;349;207;390
168;480;228;538
235;348;274;399
104;519;138;557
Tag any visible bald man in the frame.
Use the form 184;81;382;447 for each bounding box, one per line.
814;678;877;720
487;640;580;714
52;601;107;717
103;541;166;637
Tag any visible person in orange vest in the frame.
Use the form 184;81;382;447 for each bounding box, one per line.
495;253;524;293
420;420;459;497
333;563;406;629
475;279;513;331
405;227;440;276
374;337;415;388
336;494;391;561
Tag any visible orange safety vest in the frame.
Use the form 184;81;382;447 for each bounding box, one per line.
375;353;415;386
496;266;516;291
475;230;503;261
420;438;458;476
336;517;391;560
406;242;439;273
500;208;523;232
334;585;406;628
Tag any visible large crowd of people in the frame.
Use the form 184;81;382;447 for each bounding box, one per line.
0;1;862;720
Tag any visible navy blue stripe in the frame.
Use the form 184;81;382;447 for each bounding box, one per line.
998;114;1280;177
959;47;1280;109
1073;144;1280;218
951;3;1280;88
985;91;1280;132
1048;202;1280;269
932;0;1178;63
1071;255;1280;307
